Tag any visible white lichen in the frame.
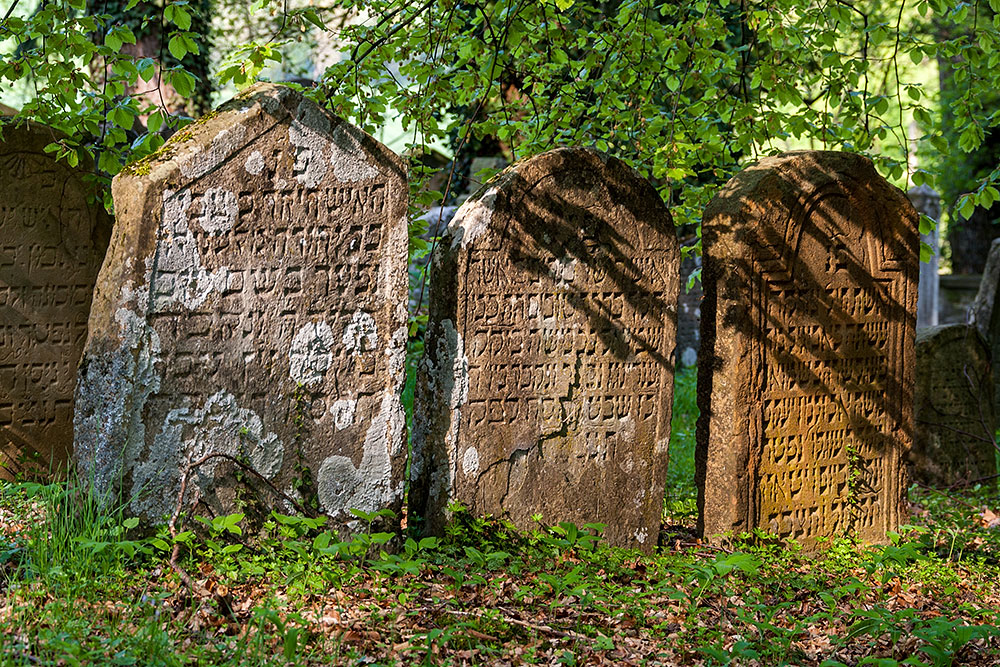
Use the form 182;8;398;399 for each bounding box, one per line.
244;150;265;175
329;123;378;182
131;391;283;519
288;321;334;385
342;311;377;354
461;447;479;476
289;99;330;189
178;124;248;179
330;398;357;431
197;187;239;234
153;189;229;311
318;392;405;515
448;187;497;249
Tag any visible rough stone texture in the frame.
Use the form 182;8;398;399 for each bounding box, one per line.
907;186;940;328
73;84;409;531
912;324;996;486
0;121;112;480
697;151;918;550
411;148;678;552
971;239;1000;419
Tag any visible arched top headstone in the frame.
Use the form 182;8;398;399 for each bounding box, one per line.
697;150;919;549
0;120;112;480
411;147;679;552
911;324;996;487
74;84;409;530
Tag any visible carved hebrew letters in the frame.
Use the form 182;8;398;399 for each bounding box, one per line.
697;151;918;550
0;123;111;479
911;324;996;486
74;84;408;530
411;148;678;552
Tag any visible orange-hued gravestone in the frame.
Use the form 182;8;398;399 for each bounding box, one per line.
697;151;918;549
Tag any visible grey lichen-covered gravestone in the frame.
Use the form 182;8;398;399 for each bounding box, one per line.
911;324;996;486
0;121;112;480
411;147;678;552
971;238;1000;419
74;84;409;530
697;151;918;550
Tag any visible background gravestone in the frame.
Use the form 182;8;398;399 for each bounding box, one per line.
411;148;678;552
0;121;112;480
697;151;918;550
907;185;940;328
912;324;996;486
971;238;1000;419
74;84;409;531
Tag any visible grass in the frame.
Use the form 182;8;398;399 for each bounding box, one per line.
1;377;999;666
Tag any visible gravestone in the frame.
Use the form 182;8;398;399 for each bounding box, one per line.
74;84;409;531
697;151;918;549
411;148;678;552
677;250;702;368
907;185;940;328
0;121;112;480
912;324;996;486
971;239;1000;418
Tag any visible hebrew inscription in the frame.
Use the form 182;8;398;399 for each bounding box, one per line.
0;122;111;480
74;84;408;531
912;324;997;486
411;148;678;552
697;151;918;550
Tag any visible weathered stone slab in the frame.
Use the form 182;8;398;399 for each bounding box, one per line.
912;324;996;486
907;185;940;328
697;151;918;550
74;84;409;530
411;148;678;552
0;121;112;480
971;238;1000;419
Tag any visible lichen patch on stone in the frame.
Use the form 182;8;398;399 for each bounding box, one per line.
329;124;378;182
289;321;334;385
342;311;378;354
449;187;497;249
244;150;265;175
197;187;239;234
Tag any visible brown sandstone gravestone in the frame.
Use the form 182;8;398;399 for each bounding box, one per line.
74;84;409;530
697;151;918;550
0;121;112;480
971;238;1000;419
911;324;996;486
411;148;678;552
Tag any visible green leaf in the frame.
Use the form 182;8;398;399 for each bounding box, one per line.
920;242;933;263
918;214;935;235
554;0;574;10
168;35;187;61
959;195;976;220
147;110;164;133
302;10;325;29
171;70;196;98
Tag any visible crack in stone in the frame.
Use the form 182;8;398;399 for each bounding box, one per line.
494;354;583;510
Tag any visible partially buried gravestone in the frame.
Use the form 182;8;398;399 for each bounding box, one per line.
911;324;996;486
0;121;112;480
74;84;409;530
971;238;1000;419
697;151;918;549
411;148;678;552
